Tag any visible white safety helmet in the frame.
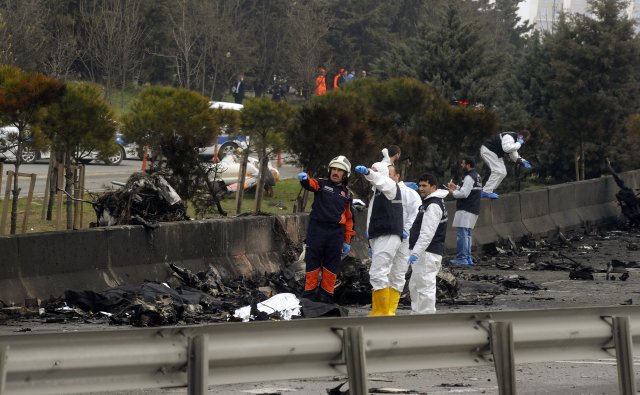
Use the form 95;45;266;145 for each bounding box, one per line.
329;155;351;176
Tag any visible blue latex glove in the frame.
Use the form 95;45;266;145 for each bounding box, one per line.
297;172;308;181
408;254;418;265
405;181;418;191
402;230;409;240
368;246;372;257
520;159;532;169
341;243;351;258
517;137;525;145
355;165;369;175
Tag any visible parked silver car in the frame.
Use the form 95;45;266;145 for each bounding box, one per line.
0;126;131;165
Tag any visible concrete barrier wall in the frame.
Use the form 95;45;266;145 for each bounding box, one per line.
0;215;309;305
1;170;639;304
548;183;582;230
520;188;555;237
490;193;528;240
574;178;617;225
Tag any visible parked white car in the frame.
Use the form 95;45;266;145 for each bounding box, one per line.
0;125;131;165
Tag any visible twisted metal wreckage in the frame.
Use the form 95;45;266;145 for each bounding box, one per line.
3;171;639;327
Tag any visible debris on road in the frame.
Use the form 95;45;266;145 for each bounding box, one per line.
606;159;640;226
2;223;638;329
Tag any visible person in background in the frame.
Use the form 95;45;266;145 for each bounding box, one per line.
333;68;345;89
315;67;327;96
447;157;482;266
407;173;449;314
270;81;287;102
381;145;401;166
231;74;245;104
480;130;531;198
345;70;356;83
297;156;355;303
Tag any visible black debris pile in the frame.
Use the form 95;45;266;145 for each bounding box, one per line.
52;282;221;327
447;273;542;306
606;158;640;227
334;256;372;305
605;259;640;281
93;172;189;228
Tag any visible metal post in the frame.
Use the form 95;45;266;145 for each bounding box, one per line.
21;173;36;233
0;345;9;395
344;326;368;395
188;335;208;395
0;172;13;235
612;316;636;395
490;321;516;395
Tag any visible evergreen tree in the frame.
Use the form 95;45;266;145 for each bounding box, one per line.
543;0;640;180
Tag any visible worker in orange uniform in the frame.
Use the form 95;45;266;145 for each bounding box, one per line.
315;67;327;96
333;68;345;89
298;156;355;303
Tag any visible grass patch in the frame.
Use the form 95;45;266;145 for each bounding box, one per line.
200;178;312;217
0;178;312;235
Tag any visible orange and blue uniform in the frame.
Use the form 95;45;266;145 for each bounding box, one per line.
300;176;355;302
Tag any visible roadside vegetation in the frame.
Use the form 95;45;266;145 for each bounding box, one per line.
9;178;312;234
1;0;640;234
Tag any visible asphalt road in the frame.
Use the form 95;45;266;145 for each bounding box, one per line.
2;229;639;394
0;157;300;198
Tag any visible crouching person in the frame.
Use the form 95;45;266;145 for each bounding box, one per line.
407;173;449;314
298;155;355;303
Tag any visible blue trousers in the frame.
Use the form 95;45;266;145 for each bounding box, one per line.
455;227;472;261
303;220;344;299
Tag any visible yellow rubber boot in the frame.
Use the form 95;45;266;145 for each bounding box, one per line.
368;288;390;317
387;288;401;316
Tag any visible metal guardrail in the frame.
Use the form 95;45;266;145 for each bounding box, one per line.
0;306;638;395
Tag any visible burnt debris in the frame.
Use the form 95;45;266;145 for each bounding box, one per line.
93;172;189;228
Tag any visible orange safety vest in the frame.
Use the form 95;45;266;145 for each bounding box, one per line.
315;75;327;96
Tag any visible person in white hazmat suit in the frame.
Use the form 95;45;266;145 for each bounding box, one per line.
386;166;421;315
479;130;531;199
354;162;404;316
407;173;449;314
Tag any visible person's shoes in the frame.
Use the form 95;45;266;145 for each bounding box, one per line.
449;258;471;266
481;191;499;199
465;258;475;265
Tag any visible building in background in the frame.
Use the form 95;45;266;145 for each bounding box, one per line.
523;0;640;32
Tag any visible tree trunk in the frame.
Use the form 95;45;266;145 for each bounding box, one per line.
47;150;65;220
254;148;268;214
64;153;74;229
235;150;249;215
579;140;585;181
9;139;23;234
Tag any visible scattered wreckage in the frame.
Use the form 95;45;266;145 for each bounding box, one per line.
3;168;640;327
3;225;636;328
93;172;190;228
